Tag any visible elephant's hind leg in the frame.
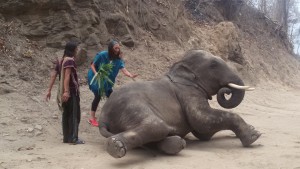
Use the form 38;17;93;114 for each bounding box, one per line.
156;136;186;155
106;119;170;158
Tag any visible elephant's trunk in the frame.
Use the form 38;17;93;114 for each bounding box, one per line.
217;79;245;109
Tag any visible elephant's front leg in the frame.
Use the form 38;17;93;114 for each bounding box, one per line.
106;118;171;158
186;100;261;147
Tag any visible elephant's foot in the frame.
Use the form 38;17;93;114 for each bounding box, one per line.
106;137;126;158
239;125;261;147
157;136;186;155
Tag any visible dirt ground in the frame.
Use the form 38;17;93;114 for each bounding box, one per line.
1;1;300;168
1;80;300;169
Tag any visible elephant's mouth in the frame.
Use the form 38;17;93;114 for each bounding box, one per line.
217;83;255;109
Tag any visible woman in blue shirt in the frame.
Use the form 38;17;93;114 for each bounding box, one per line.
87;40;138;127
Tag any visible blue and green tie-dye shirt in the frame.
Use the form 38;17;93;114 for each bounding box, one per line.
87;51;125;94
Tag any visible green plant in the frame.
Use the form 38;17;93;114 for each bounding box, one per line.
90;63;114;98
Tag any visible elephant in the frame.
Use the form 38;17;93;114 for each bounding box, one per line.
98;50;261;158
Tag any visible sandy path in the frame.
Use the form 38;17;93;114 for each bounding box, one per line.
1;84;300;169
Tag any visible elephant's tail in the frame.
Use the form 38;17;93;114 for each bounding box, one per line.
99;124;114;138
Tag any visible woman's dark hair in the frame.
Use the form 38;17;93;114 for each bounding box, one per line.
63;41;78;58
108;40;120;60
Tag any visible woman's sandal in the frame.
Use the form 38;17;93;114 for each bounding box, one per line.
72;138;85;145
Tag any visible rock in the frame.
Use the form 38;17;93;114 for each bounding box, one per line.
5;137;16;142
85;33;100;46
22;49;33;58
0;122;7;125
105;14;130;37
52;115;58;119
17;145;35;151
0;0;73;15
0;37;4;48
34;125;43;131
0;86;14;95
121;35;135;48
46;31;79;49
75;11;99;27
20;117;29;123
0;13;4;21
228;44;245;65
35;131;43;136
147;16;160;31
27;127;34;133
86;45;102;61
23;10;73;40
36;157;46;161
76;48;88;66
46;39;64;48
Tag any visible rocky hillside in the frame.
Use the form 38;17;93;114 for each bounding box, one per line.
0;0;300;94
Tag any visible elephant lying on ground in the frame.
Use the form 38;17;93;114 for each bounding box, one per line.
99;50;261;158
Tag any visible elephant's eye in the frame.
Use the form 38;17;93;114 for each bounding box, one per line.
210;60;218;69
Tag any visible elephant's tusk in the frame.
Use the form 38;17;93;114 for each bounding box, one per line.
228;83;251;90
245;87;255;91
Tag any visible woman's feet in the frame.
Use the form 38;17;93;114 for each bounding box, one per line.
63;138;85;145
72;138;85;145
88;118;99;127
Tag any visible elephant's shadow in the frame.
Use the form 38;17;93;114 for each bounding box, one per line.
185;132;262;150
186;134;241;150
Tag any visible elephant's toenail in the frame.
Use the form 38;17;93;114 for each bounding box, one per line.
116;141;123;147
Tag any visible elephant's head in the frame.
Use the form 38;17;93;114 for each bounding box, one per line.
167;50;254;109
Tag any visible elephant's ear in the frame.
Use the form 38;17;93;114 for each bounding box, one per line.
167;63;197;87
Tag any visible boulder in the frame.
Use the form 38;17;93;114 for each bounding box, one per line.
121;35;135;48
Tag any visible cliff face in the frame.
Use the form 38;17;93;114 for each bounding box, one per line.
0;0;299;91
0;0;191;50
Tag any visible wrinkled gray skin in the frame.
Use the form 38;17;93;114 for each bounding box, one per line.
99;50;261;158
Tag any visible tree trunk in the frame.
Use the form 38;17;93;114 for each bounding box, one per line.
219;0;243;20
283;0;288;33
260;0;267;14
275;0;289;33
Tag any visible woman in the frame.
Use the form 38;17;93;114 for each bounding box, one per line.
46;41;84;144
87;40;138;127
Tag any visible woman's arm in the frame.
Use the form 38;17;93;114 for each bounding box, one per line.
45;71;58;101
91;52;104;74
47;71;58;91
91;63;97;74
121;68;138;78
62;68;71;102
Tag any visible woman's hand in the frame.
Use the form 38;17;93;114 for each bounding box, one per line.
45;89;51;101
62;91;70;102
121;68;139;79
130;74;139;78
